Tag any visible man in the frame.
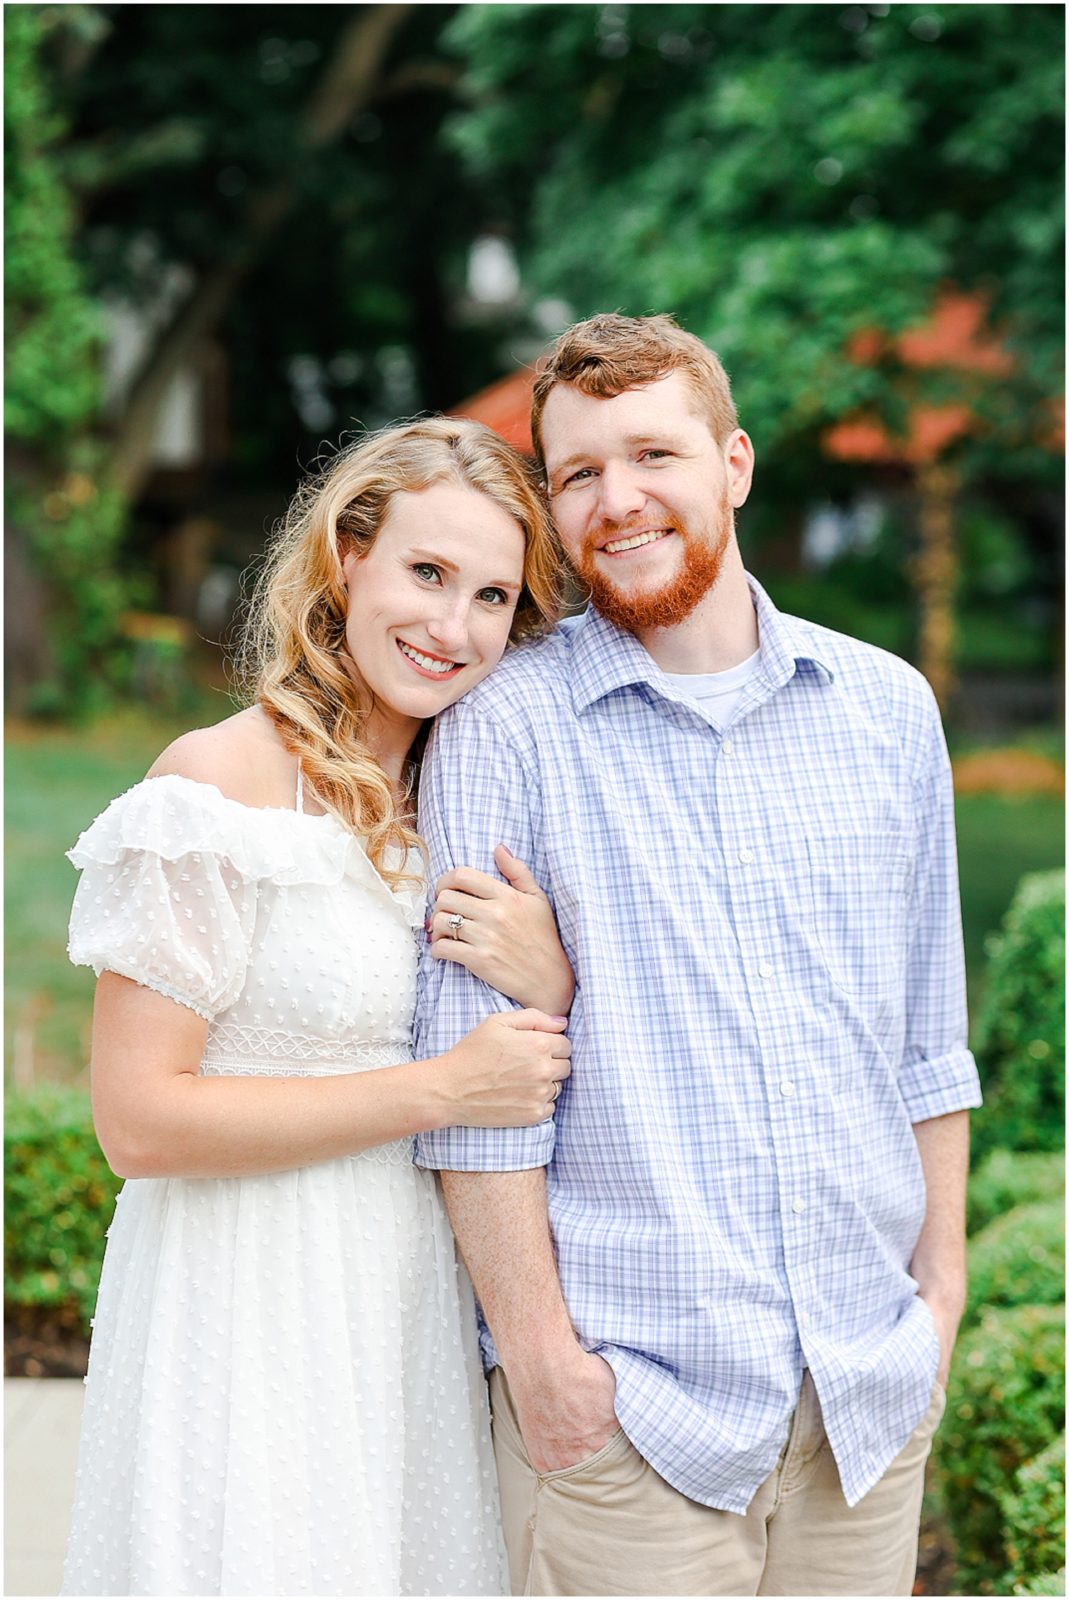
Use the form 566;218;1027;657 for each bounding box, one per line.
414;313;980;1597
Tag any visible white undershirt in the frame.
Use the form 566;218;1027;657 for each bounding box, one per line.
662;648;762;730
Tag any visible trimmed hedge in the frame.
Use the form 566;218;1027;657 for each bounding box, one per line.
1001;1436;1066;1594
964;1198;1064;1327
935;1303;1065;1594
967;1147;1065;1236
972;870;1065;1162
4;1087;121;1334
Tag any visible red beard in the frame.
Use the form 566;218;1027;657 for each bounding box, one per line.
570;491;733;634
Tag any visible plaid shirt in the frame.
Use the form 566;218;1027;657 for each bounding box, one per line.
414;577;980;1511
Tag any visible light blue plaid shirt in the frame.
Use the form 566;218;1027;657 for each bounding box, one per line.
414;576;981;1512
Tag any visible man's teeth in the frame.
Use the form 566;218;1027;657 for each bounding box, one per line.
398;641;457;674
604;529;671;554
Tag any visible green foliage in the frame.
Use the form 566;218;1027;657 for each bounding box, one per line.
4;5;131;712
447;4;1064;479
1001;1437;1066;1594
1012;1573;1067;1598
964;1199;1064;1327
4;1087;121;1333
935;1303;1064;1594
967;1147;1065;1236
971;871;1065;1161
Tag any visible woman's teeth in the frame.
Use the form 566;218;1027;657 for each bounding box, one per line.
398;640;457;674
604;528;671;554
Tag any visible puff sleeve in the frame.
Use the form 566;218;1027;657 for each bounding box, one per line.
67;777;261;1021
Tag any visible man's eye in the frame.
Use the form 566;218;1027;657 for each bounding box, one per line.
564;467;594;486
641;450;671;462
477;587;509;606
412;563;441;583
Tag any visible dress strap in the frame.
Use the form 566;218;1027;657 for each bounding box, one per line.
295;761;304;814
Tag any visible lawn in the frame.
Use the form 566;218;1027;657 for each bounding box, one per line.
5;709;1065;1087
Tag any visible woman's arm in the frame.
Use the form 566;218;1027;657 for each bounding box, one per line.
428;845;576;1015
91;972;570;1180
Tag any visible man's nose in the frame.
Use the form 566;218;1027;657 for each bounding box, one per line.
596;460;646;524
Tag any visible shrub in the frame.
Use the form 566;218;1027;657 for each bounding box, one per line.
964;1198;1065;1327
4;1087;120;1335
967;1147;1065;1235
1001;1436;1066;1593
971;870;1065;1162
935;1303;1065;1594
1013;1574;1067;1597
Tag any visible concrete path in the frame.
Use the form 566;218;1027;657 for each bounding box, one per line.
5;1378;84;1597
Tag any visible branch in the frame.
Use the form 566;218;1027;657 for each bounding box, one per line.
106;3;414;501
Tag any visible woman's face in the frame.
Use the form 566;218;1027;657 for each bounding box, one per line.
340;479;526;733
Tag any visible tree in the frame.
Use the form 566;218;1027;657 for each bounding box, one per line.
5;4;128;713
446;3;1062;467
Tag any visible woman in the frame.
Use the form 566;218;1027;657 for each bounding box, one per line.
62;418;576;1597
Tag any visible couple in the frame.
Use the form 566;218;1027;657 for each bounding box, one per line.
64;313;980;1598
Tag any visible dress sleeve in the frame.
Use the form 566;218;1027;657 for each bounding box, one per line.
67;778;261;1021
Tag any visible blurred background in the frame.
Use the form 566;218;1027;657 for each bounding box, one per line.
4;5;1064;1595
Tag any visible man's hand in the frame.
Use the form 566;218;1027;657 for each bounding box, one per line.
920;1288;963;1390
508;1346;619;1473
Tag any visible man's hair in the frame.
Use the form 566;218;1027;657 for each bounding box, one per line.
530;312;738;469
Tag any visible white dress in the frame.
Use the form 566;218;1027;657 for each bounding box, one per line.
62;773;508;1597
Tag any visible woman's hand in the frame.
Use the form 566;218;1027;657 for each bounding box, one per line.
436;1010;572;1128
428;846;576;1016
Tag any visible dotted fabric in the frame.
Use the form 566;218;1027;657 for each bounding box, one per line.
62;776;507;1597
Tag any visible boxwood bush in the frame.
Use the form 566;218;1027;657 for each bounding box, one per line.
967;1147;1064;1236
964;1198;1064;1327
971;870;1065;1162
1000;1435;1066;1594
935;1304;1065;1594
4;1087;120;1335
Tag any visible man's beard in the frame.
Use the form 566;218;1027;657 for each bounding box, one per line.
570;490;733;634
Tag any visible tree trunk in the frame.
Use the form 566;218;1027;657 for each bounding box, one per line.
913;461;960;711
106;3;414;502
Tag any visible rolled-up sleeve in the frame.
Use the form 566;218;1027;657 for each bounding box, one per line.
898;688;983;1123
413;699;556;1171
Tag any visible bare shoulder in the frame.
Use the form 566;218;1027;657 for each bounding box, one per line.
147;706;297;809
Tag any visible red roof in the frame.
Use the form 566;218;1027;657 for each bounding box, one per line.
449;369;536;455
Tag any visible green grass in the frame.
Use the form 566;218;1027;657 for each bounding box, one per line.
955;793;1064;1018
4;708;1065;1085
5;696;233;1087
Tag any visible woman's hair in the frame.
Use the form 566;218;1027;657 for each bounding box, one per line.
237;415;562;885
530;312;738;469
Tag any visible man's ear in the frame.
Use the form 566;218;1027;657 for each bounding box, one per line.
724;429;756;509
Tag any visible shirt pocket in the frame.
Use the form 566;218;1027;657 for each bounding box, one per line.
804;828;912;1016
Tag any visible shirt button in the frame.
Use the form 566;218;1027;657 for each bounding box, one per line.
780;1080;795;1097
791;1197;807;1214
738;848;755;864
759;961;774;978
722;738;734;754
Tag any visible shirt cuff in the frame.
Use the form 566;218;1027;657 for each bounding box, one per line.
414;1121;556;1171
899;1047;983;1124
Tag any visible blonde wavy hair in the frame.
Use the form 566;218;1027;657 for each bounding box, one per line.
237;416;562;886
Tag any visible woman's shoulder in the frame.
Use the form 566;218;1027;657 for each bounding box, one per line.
68;708;348;885
148;706;298;809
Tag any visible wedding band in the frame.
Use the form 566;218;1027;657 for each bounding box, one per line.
447;913;464;940
550;1079;561;1101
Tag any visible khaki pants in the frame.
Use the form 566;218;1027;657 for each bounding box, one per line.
490;1366;946;1597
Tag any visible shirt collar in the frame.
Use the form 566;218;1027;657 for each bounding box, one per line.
567;573;835;714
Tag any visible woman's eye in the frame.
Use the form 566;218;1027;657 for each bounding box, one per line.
477;587;509;606
641;450;671;462
412;563;441;583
